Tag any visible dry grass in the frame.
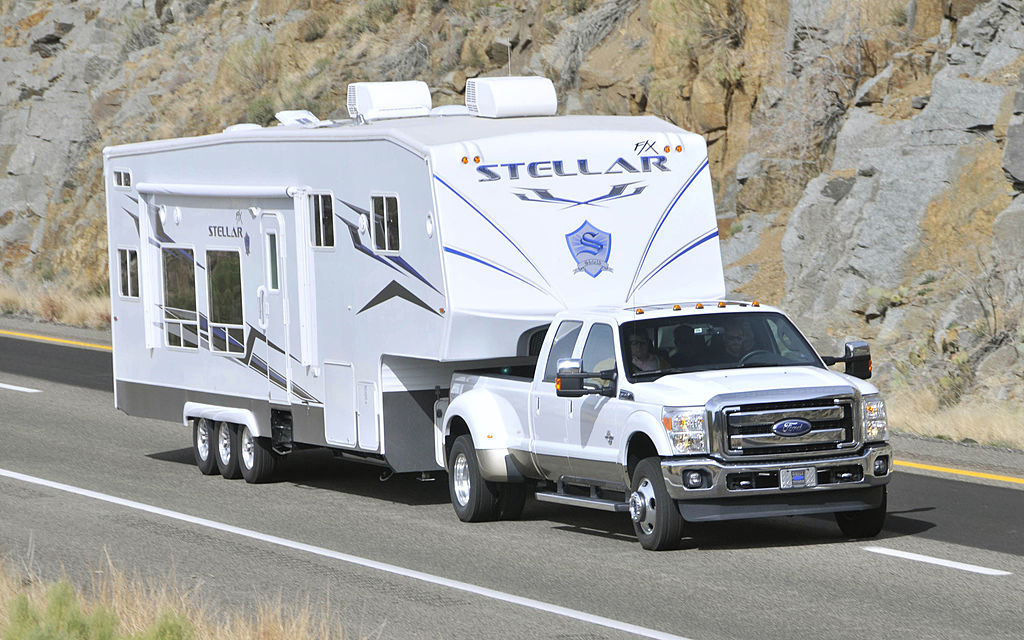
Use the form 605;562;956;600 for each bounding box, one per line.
888;388;1024;449
0;281;110;329
0;556;348;640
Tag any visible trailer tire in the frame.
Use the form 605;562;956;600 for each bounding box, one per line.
192;418;219;476
239;424;277;484
448;435;498;522
215;422;242;480
835;487;887;538
629;457;684;551
496;483;527;520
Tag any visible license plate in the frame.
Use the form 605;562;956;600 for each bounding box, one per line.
780;467;817;489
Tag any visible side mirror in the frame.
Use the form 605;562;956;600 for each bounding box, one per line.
555;358;585;396
822;341;872;380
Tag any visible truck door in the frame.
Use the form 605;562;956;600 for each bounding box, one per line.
257;212;291;405
529;320;583;479
568;322;627;482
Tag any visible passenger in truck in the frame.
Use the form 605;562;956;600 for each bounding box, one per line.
670;324;708;368
630;336;666;372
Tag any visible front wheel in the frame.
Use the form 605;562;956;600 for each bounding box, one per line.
448;435;498;522
629;457;684;551
239;425;277;484
835;487;887;538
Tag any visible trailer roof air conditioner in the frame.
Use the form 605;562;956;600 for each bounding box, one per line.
465;76;557;118
347;81;432;121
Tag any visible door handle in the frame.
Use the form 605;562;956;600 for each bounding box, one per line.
256;286;267;329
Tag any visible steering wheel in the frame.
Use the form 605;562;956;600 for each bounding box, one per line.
739;349;772;365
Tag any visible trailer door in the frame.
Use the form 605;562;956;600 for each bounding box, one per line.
258;212;291;405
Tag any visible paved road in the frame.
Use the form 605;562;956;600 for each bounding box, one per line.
1;333;1022;639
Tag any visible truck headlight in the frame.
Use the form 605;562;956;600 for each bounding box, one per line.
862;395;888;442
662;406;708;455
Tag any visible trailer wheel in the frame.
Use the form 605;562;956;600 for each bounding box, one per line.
629;457;684;551
448;435;498;522
215;422;242;479
192;418;219;476
239;424;277;484
496;483;527;520
835;487;887;538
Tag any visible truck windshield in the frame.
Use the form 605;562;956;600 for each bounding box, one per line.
619;311;824;381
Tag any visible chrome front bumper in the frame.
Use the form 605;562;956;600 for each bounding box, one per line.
661;443;892;501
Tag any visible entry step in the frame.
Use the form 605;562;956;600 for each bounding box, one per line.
534;491;629;512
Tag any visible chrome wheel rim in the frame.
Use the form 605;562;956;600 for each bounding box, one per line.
218;425;232;464
453;452;471;507
196;421;211;461
630;478;657;535
240;427;255;470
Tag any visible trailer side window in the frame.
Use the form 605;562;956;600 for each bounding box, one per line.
206;250;245;355
311;193;334;248
113;169;132;189
266;232;279;291
117;248;139;298
371;195;399;252
162;247;198;349
542;321;583;382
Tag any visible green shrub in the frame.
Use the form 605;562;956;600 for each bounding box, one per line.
298;13;329;42
247;96;277;126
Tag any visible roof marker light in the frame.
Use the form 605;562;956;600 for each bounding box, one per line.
695;303;704;309
663;145;671;153
675;145;683;152
673;304;681;311
717;301;726;308
752;300;760;307
461;157;468;164
636;308;644;315
473;156;481;164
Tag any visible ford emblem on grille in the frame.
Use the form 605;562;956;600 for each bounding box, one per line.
772;418;813;437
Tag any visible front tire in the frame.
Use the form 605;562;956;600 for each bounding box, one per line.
448;435;498;522
835;487;887;538
238;424;277;484
215;422;242;479
192;418;219;476
629;457;684;551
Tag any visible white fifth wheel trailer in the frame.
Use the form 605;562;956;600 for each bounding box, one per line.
105;77;890;548
104;77;724;480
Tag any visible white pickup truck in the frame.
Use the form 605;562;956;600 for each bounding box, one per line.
438;302;891;550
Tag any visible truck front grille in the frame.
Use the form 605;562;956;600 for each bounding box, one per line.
722;397;856;458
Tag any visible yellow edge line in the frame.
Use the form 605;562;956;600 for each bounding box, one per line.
894;460;1024;486
0;328;112;351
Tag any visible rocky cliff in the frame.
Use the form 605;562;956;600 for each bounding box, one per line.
1;0;1021;426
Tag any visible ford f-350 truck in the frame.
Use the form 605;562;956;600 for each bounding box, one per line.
439;304;891;550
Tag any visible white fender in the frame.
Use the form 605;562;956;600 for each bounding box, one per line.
435;388;526;480
620;408;673;466
183;402;263;438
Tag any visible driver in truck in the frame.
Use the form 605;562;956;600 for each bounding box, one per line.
629;335;664;372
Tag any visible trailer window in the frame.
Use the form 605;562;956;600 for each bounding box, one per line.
207;250;245;354
162;248;198;349
266;231;279;291
371;195;399;252
542;320;583;382
117;248;139;298
311;193;334;248
113;169;132;189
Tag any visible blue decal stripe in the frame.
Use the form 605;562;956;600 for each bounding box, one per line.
434;175;550;288
634;228;719;293
387;256;442;294
443;247;548;295
628;158;709;296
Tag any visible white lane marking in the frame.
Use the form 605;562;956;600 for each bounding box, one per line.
0;468;692;640
863;546;1012;576
0;381;41;393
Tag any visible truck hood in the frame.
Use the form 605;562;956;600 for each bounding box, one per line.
631;366;878;406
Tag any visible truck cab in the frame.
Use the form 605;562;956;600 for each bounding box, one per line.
440;301;892;550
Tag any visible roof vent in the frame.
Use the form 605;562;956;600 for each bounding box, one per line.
223;123;262;133
275;110;322;127
346;81;432;121
465;76;557;118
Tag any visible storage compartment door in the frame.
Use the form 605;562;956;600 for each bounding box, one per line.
356;381;379;451
324;362;356;446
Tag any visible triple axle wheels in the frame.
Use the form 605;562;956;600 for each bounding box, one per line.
191;419;277;483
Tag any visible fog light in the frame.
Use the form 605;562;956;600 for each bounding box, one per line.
684;470;704;489
873;456;889;476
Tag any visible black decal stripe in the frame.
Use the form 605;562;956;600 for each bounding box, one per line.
358;281;441;316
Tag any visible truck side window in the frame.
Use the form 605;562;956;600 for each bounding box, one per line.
206;250;245;355
311;193;334;248
372;195;399;252
117;248;139;298
162;247;198;349
542;321;583;382
581;323;616;386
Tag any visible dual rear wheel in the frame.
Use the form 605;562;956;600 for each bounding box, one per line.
448;435;525;522
192;419;277;483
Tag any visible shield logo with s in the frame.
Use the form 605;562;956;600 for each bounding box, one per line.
565;221;612;278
